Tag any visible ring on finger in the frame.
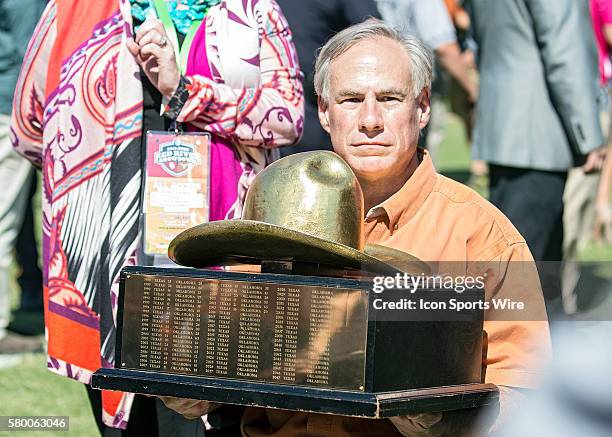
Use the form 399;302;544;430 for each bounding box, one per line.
158;34;168;47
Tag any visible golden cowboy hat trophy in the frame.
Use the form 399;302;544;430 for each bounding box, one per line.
169;151;428;275
92;151;495;420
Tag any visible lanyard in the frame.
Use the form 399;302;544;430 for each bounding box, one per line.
149;0;202;74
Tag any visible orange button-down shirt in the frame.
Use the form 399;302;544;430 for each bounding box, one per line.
241;151;552;437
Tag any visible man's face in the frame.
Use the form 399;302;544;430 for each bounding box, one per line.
319;37;430;182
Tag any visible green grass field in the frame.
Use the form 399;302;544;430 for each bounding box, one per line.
0;354;97;436
1;114;610;436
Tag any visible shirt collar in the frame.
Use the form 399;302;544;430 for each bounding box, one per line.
365;149;438;231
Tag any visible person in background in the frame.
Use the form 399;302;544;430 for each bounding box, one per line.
444;0;470;33
375;0;477;163
591;0;612;245
277;0;380;156
594;144;612;243
443;0;488;194
561;0;612;316
376;0;476;104
10;0;303;434
468;0;605;317
488;323;612;437
9;170;44;338
0;0;46;357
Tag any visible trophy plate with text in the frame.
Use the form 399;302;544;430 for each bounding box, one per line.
92;266;498;418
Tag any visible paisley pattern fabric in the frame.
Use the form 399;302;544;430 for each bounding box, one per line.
10;0;303;428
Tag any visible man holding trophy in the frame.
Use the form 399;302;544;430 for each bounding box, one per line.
108;20;552;436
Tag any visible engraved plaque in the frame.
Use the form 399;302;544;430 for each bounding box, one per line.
119;273;369;391
93;266;497;418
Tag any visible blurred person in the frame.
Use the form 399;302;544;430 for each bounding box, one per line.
561;0;612;315
444;0;470;33
376;0;478;163
277;0;380;156
485;322;612;437
10;0;303;434
376;0;477;104
8;172;44;337
594;145;612;243
162;20;552;436
468;0;605;315
0;0;46;356
443;0;488;193
592;0;612;244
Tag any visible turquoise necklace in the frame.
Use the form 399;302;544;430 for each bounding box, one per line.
130;0;221;34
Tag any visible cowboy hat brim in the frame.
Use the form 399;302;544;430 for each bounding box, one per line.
363;244;430;275
168;220;429;276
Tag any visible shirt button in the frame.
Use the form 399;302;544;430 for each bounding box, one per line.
393;224;399;230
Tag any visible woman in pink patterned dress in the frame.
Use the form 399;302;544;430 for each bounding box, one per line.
10;0;303;433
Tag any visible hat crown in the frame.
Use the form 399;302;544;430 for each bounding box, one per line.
242;151;365;250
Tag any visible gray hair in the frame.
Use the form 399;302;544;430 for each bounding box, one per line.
314;20;434;104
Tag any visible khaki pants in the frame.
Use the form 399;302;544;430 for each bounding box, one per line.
0;113;34;339
562;169;600;313
561;87;610;313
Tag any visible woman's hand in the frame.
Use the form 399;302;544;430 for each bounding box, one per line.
127;19;181;99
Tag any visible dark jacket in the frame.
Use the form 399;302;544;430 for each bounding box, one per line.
276;0;380;156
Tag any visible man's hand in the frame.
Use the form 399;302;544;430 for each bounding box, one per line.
582;147;607;173
158;396;217;420
127;19;181;99
389;412;443;436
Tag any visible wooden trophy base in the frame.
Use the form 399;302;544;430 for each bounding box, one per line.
92;369;498;418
